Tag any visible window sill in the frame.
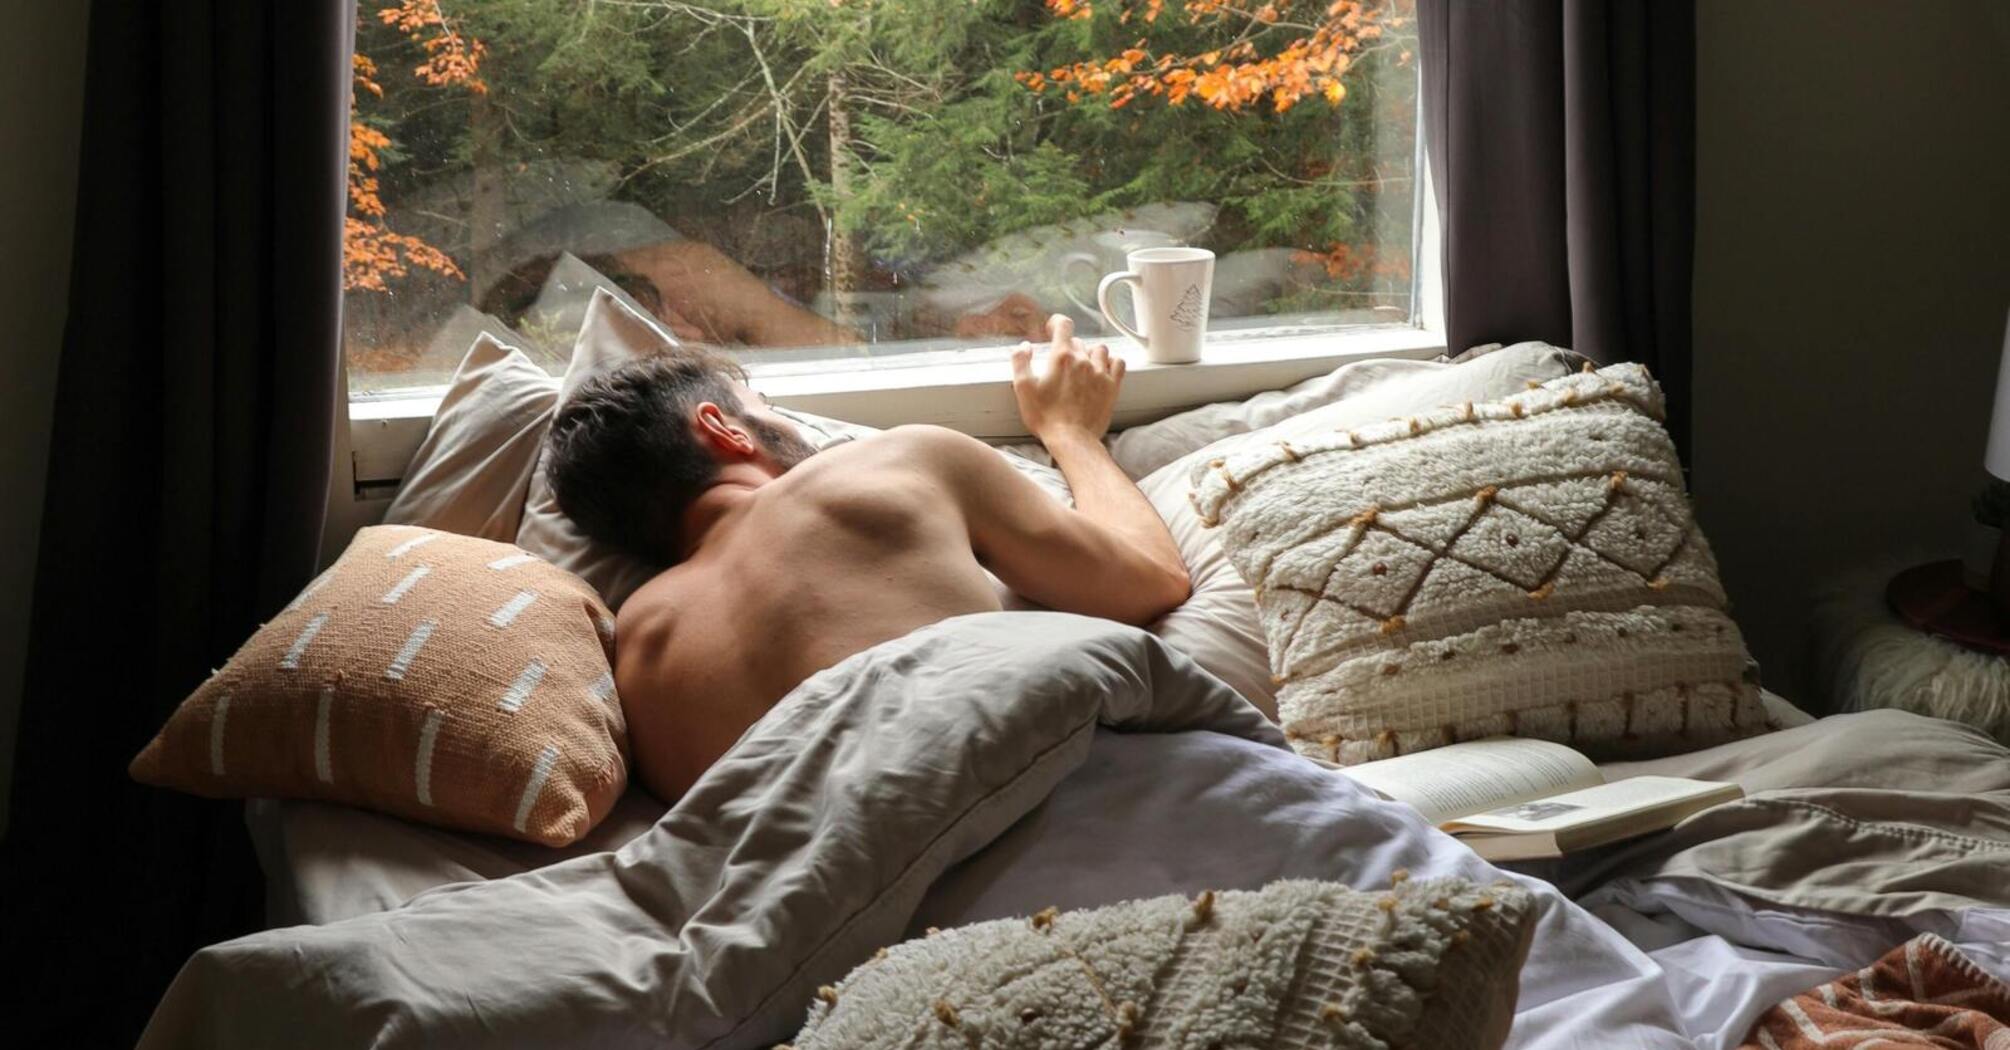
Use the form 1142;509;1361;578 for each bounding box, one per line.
346;323;1445;488
751;324;1445;439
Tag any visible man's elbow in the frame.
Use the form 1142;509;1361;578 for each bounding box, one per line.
1126;560;1192;626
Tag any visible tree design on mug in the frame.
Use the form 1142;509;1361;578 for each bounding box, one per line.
1169;284;1205;331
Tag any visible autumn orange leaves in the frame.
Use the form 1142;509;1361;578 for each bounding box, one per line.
1014;0;1409;114
346;1;483;293
379;0;488;93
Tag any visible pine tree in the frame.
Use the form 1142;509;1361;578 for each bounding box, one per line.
348;0;1420;334
1169;283;1206;330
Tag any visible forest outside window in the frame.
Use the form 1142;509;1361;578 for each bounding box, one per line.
344;0;1423;397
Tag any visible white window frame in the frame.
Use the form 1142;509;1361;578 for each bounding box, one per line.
325;144;1444;560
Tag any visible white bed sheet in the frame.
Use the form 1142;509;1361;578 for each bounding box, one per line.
913;728;2010;1050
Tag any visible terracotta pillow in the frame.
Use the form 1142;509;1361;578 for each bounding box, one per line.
130;525;627;846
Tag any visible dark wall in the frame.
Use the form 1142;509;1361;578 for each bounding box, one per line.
1692;0;2010;702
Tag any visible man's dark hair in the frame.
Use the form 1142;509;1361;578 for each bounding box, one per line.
545;351;749;565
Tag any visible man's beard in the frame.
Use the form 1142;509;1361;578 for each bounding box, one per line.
743;415;820;472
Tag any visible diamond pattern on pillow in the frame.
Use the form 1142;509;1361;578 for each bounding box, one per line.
1135;344;1583;720
1320;530;1436;619
1194;363;1767;764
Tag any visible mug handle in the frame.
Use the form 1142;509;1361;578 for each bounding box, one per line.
1060;251;1101;319
1097;271;1149;346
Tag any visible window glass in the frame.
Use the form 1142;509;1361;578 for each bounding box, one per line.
345;0;1420;395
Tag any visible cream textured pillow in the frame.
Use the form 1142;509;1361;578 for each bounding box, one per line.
129;525;627;846
1139;344;1580;718
1194;363;1767;764
791;876;1533;1050
382;331;558;541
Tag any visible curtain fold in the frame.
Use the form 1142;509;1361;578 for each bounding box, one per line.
0;2;352;1041
1419;0;1696;456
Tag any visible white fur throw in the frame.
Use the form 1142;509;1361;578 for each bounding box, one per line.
788;876;1533;1050
1192;363;1767;765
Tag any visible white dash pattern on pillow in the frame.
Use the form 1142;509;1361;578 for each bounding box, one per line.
130;525;628;846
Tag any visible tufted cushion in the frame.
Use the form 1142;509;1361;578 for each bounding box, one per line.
130;525;626;846
791;876;1534;1050
1194;363;1767;764
1136;343;1580;718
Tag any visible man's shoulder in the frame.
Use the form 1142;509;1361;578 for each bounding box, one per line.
854;424;988;462
776;426;976;523
614;565;688;640
791;425;983;480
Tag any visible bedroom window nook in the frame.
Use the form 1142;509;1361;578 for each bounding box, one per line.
339;0;1439;441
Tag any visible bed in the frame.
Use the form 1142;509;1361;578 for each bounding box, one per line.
134;331;2010;1048
138;613;2010;1050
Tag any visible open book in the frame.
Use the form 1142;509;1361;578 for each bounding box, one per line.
1336;737;1742;862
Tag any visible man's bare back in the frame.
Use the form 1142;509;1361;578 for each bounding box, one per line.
615;430;1006;799
577;317;1189;801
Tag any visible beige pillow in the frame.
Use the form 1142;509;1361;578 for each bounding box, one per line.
515;289;684;608
1139;343;1580;718
382;332;559;541
791;876;1534;1050
1194;363;1767;764
130;525;627;846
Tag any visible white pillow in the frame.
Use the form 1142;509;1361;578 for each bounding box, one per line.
1140;343;1581;718
381;331;558;541
1107;354;1502;480
515;251;667;361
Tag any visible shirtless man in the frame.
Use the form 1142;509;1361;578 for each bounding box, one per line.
545;316;1191;801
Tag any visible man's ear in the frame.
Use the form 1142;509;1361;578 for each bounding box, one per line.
692;402;756;459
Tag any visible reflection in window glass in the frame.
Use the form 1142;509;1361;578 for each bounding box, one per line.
344;0;1420;394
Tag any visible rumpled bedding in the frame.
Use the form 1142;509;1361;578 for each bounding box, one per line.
142;613;2010;1049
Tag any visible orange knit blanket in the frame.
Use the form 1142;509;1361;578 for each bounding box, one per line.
1739;934;2010;1049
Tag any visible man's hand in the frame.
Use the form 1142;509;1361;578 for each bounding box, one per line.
1010;314;1126;443
991;313;1189;623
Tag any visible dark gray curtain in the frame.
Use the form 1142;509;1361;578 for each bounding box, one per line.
0;2;351;1041
1419;0;1696;456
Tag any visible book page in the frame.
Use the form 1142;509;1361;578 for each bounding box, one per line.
1446;776;1742;835
1335;737;1602;825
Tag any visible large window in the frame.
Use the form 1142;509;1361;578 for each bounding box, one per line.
344;0;1421;396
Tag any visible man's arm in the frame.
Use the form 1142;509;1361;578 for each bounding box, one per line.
910;315;1191;626
1011;314;1193;593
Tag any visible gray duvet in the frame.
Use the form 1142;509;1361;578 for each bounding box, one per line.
140;613;1282;1049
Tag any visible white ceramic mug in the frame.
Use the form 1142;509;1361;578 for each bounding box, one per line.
1096;247;1214;364
1060;229;1178;324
